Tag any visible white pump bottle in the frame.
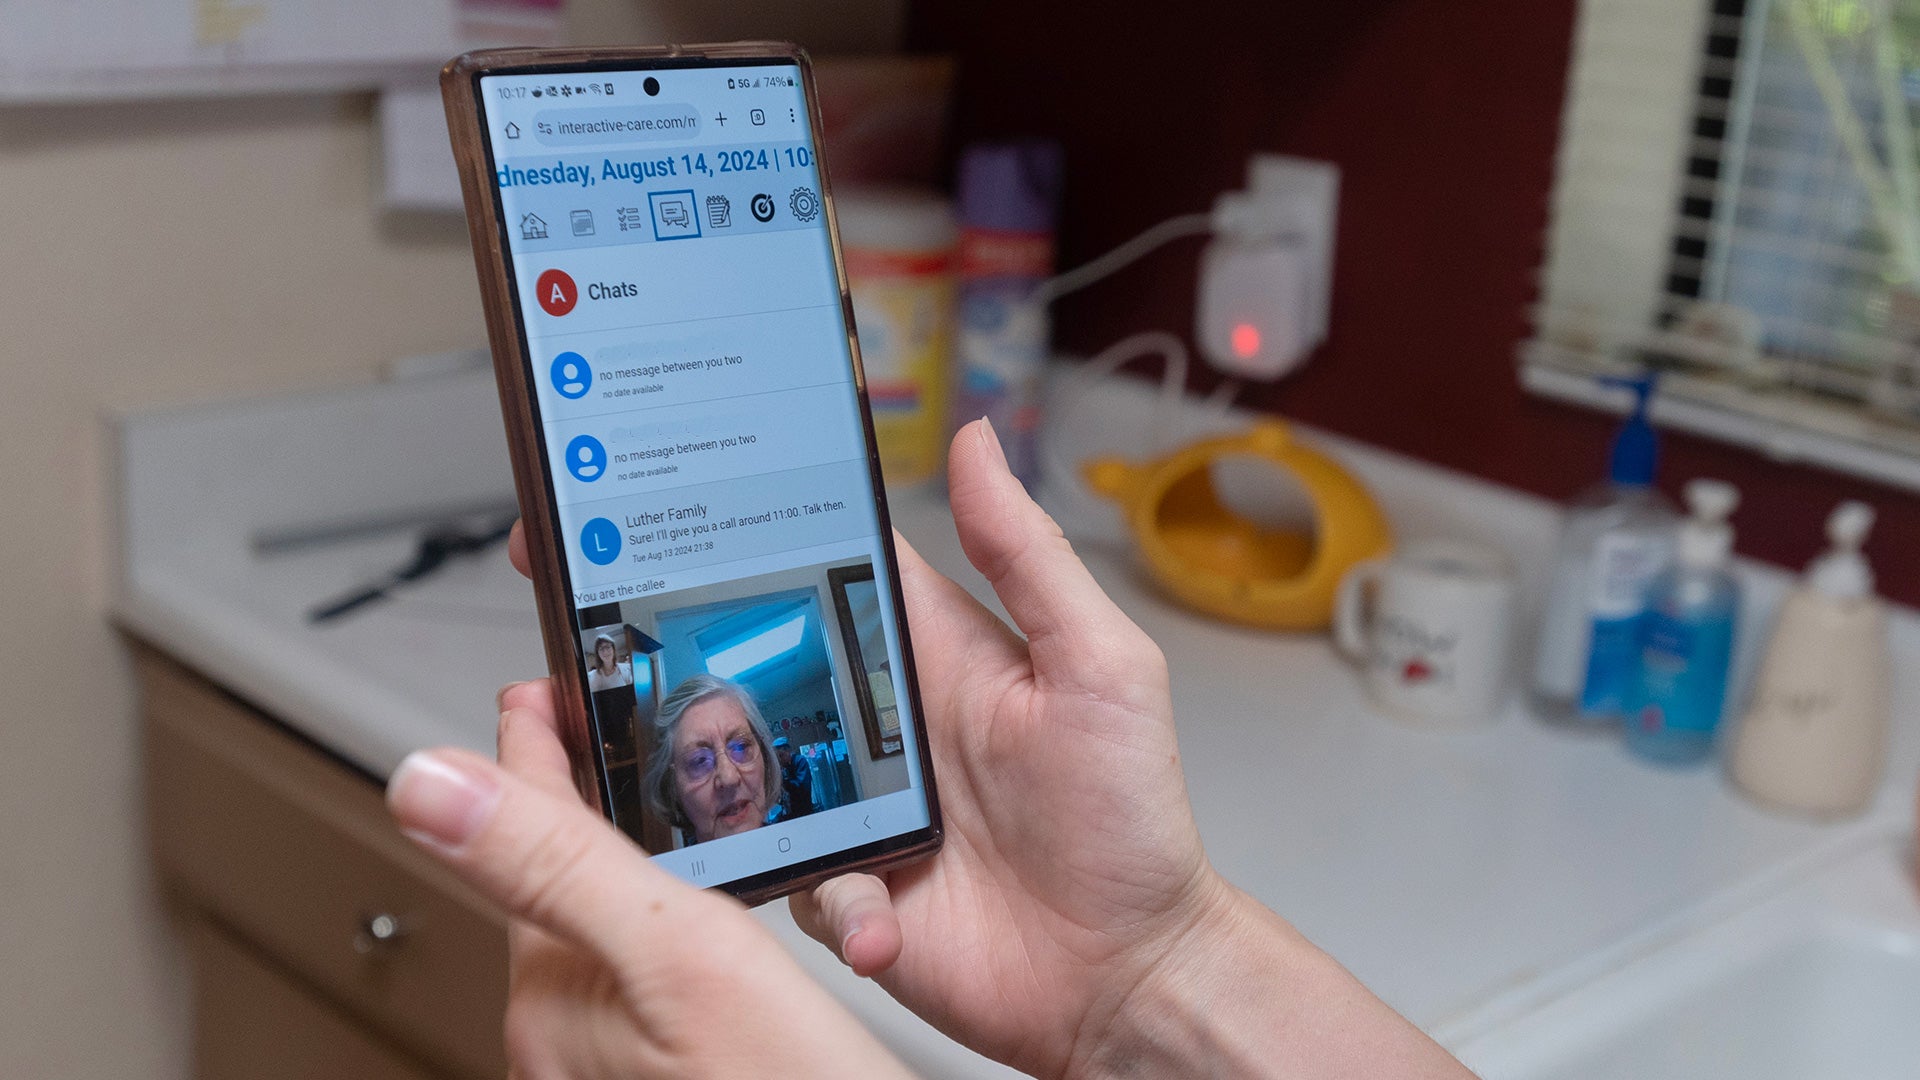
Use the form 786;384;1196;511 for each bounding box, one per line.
1728;502;1889;818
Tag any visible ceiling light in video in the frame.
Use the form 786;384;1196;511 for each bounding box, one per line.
705;613;807;679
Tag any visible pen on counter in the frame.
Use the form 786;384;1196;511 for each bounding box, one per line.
308;516;517;624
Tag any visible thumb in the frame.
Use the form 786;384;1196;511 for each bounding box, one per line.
790;873;902;978
387;748;716;960
946;417;1164;703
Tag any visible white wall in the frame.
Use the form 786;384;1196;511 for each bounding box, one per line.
0;2;901;1075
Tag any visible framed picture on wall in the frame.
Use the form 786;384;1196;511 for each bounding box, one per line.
828;563;902;759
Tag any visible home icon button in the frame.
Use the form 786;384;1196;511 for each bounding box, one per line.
776;837;792;854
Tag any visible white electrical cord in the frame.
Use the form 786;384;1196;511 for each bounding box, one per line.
1042;333;1243;480
1203;376;1243;413
1031;211;1215;306
1022;210;1250;532
1039;330;1192;536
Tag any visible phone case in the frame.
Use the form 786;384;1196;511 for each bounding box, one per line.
439;44;941;905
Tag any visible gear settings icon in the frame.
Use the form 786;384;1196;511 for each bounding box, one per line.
788;186;821;223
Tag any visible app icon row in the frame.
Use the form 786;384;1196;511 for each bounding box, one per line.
517;185;818;245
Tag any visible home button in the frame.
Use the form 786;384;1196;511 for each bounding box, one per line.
777;837;791;853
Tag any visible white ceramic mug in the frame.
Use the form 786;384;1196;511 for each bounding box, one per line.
1334;540;1518;724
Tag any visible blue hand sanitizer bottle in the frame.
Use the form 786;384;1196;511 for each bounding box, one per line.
1530;377;1679;726
1625;479;1742;765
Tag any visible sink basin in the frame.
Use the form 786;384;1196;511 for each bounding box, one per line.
1447;833;1920;1080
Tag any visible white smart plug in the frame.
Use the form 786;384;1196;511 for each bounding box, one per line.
1196;235;1313;379
1195;156;1338;380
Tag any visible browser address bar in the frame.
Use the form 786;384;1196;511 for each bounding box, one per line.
531;104;703;145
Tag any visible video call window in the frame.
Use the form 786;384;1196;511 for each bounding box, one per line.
576;555;909;853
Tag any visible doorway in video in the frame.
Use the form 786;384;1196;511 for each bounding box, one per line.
574;555;909;852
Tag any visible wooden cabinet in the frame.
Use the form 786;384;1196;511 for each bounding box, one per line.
189;922;439;1080
137;647;509;1079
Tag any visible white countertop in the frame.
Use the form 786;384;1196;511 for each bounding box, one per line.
112;367;1920;1077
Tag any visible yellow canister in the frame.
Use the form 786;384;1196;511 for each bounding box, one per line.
839;187;958;487
1084;422;1394;630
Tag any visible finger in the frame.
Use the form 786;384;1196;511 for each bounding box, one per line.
497;678;602;808
789;873;902;978
497;677;551;716
945;418;1162;697
494;680;527;713
893;529;1012;643
388;748;708;961
508;520;531;579
890;529;1027;705
497;698;582;803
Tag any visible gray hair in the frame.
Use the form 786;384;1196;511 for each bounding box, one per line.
643;674;780;832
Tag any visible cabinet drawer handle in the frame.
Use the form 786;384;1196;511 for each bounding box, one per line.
354;911;407;955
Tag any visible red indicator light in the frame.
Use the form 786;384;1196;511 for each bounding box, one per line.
1231;322;1261;359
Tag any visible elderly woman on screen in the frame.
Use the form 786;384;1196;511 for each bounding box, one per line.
644;674;781;845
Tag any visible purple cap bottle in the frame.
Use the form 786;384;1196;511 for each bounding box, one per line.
953;140;1063;488
957;140;1065;234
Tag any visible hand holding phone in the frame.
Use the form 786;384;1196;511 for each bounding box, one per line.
391;416;1474;1079
393;420;1223;1077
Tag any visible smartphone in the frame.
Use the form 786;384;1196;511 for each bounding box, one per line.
441;44;940;905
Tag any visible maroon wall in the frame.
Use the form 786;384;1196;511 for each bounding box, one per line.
908;0;1920;604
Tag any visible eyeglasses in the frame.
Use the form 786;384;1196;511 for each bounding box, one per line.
677;736;758;784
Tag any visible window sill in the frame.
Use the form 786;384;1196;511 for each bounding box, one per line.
1522;349;1920;494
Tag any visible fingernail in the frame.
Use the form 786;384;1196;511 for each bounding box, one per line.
495;680;529;711
387;751;499;854
979;416;1008;471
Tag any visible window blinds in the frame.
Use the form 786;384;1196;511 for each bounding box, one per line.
1526;0;1920;491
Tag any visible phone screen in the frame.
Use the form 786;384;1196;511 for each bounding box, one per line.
473;58;932;892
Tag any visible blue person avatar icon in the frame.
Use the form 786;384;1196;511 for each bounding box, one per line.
550;351;592;399
580;518;622;566
565;434;608;482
